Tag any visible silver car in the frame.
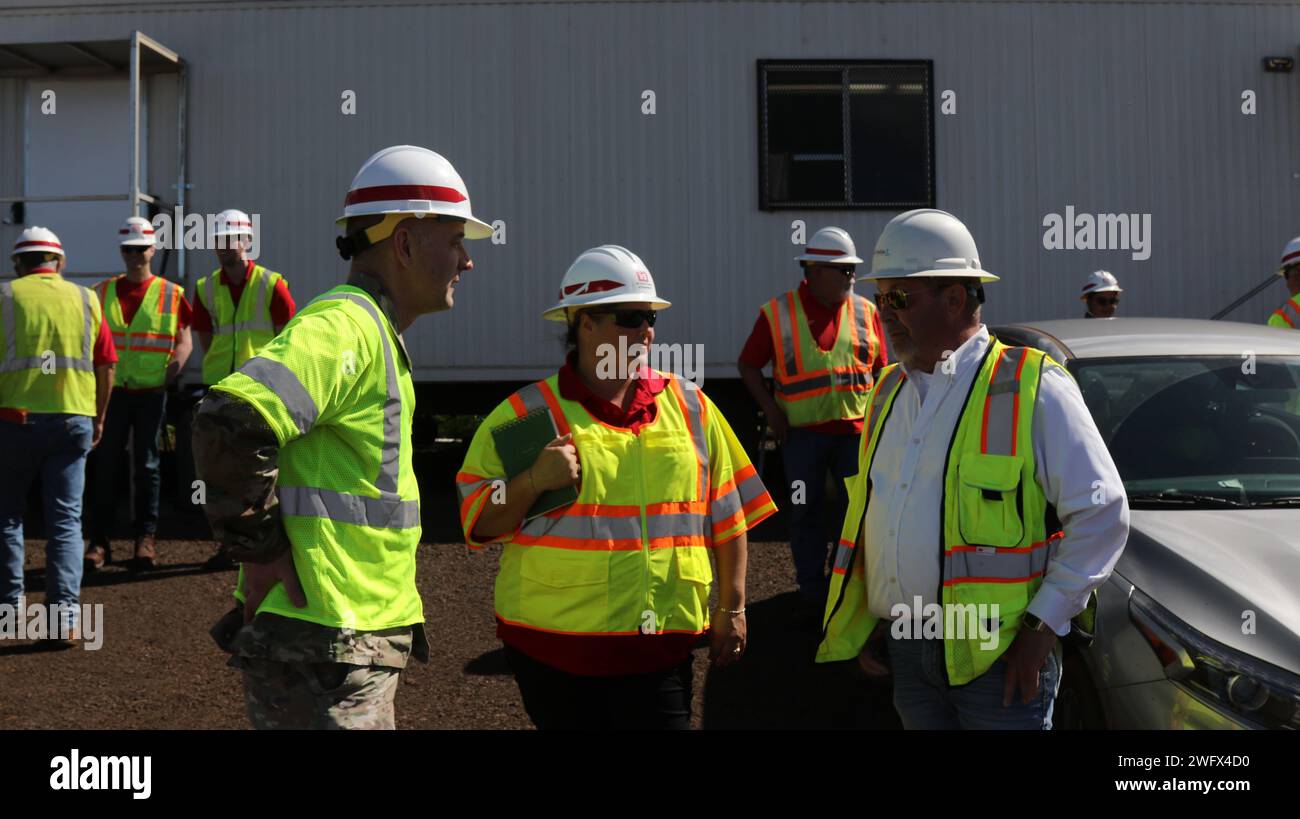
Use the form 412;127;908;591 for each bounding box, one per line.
992;318;1300;730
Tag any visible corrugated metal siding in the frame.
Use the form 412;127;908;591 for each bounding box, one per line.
0;1;1298;381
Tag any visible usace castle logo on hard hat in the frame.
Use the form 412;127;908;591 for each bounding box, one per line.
635;269;651;284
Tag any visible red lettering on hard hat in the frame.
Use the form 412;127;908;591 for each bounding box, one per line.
635;270;650;283
345;184;466;206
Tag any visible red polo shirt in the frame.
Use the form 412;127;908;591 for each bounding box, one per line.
739;281;888;435
495;354;706;677
191;260;295;332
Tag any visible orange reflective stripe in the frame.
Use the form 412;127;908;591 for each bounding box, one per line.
507;393;527;417
459;481;492;524
536;379;571;436
1276;309;1297;328
943;572;1044;587
646;500;707;516
1010;348;1029;456
455;471;486;484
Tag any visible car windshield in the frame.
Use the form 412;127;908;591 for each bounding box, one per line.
1070;355;1300;507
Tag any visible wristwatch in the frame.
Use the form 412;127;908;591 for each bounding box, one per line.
1022;612;1051;633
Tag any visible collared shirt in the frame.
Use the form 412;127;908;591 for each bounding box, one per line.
556;351;666;432
861;325;1129;635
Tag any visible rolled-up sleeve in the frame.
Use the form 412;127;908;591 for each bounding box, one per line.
1027;362;1130;635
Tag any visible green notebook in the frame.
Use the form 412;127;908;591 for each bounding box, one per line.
491;408;580;520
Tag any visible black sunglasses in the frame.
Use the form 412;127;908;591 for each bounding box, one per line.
873;289;926;311
121;247;149;255
591;308;657;329
1092;296;1120;306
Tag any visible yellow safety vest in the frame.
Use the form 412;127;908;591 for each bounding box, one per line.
210;284;422;631
0;273;101;416
457;372;776;638
95;275;182;390
1268;293;1300;329
197;264;285;385
760;290;879;427
818;339;1091;685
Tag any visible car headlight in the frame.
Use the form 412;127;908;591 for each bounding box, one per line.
1129;589;1300;729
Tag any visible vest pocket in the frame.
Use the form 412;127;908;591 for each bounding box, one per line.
674;547;713;585
956;454;1025;548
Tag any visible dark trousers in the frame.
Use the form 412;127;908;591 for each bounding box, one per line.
782;426;860;602
503;644;693;730
88;388;167;540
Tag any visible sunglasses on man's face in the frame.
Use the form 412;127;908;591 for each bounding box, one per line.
121;247;148;255
873;288;930;311
1092;297;1120;307
592;309;657;329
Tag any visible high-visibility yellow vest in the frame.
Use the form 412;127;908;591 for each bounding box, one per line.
210;284;422;631
760;290;879;427
196;264;285;385
457;372;776;638
1268;293;1300;329
95;275;182;390
817;339;1092;685
0;273;101;416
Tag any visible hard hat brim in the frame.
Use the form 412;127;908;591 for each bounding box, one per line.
119;239;156;247
542;294;673;322
859;268;999;283
795;253;864;265
1079;285;1123;298
334;211;495;241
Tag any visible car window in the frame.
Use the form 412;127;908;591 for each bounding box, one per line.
1070;356;1300;506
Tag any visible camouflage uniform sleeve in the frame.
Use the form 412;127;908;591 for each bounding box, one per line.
191;390;293;563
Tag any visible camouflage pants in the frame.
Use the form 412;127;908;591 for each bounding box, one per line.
238;656;401;730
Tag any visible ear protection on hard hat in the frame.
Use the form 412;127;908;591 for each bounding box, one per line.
335;212;467;260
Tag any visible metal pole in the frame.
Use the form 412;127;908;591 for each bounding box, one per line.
129;32;141;217
1211;273;1277;320
177;63;187;286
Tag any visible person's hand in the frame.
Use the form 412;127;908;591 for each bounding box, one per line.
710;609;747;667
1000;625;1058;706
530;433;581;492
768;407;790;445
91;417;104;449
856;620;891;678
241;548;307;624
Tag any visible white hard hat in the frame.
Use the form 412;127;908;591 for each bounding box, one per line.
11;226;64;258
119;216;157;247
861;208;999;283
542;245;671;322
336;145;492;240
211;208;254;239
795;226;863;265
1277;236;1300;276
1079;270;1123;299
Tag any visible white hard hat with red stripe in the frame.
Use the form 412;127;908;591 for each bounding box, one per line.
211;208;254;239
795;226;864;265
119;216;157;247
11;226;64;258
1277;236;1300;275
542;245;671;322
337;145;492;238
1079;270;1122;299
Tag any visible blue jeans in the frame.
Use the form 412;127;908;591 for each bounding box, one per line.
87;388;167;540
888;626;1060;730
782;427;860;601
0;413;93;624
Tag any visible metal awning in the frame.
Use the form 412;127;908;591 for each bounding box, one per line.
0;32;188;281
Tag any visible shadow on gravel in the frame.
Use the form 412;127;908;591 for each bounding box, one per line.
464;647;513;676
24;561;229;592
701;591;902;729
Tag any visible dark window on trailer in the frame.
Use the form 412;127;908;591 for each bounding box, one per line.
758;60;934;210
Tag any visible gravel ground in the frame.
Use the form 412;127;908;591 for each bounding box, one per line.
1;532;899;730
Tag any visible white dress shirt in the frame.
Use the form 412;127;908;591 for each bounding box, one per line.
861;325;1130;635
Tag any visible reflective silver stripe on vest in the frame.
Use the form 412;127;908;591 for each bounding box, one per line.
316;293;403;493
646;512;709;541
944;544;1050;583
0;282;14;366
776;296;797;379
775;371;830;397
79;285;93;366
711;488;742;521
833;539;854;573
515;381;549;416
518;510;709;545
457;478;492;503
0;355;94;374
982;347;1029;457
160;281;175;316
279;485;418;529
675;378;709;501
239;356;318;435
275;291;412;529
